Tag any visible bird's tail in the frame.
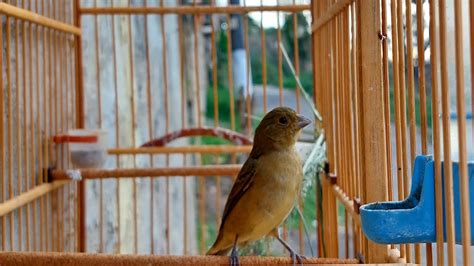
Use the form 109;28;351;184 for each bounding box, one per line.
206;246;231;256
206;233;231;256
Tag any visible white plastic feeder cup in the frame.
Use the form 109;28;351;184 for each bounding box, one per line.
54;129;108;169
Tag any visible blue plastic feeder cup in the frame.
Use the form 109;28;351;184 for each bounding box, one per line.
360;155;474;245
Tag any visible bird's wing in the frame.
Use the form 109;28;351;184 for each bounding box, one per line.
220;157;258;225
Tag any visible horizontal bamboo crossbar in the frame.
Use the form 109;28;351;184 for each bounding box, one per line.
0;181;70;217
108;145;252;155
51;165;243;180
331;184;361;226
0;3;81;35
79;4;310;15
311;0;354;32
0;252;362;266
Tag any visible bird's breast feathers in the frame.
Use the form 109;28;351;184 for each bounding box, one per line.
257;148;303;187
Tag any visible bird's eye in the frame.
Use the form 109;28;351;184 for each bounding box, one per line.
278;116;288;125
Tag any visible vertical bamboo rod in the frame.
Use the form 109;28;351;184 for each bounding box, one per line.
6;14;14;251
159;0;171;254
73;0;86;253
108;0;121;253
453;1;471;264
438;0;456;264
47;0;54;251
142;0;155;254
125;0;139;254
417;0;428;154
334;13;341;191
293;0;301;113
14;15;22;252
59;1;67;251
340;10;349;242
344;6;353;201
191;0;205;255
390;6;405;258
349;3;359;256
357;0;388;262
210;3;218;126
0;13;5;249
19;0;31;250
47;0;55;252
243;3;252;136
471;0;474;140
405;0;419;261
416;0;430;263
310;0;320;255
260;0;267;113
395;3;410;259
210;0;222;239
40;0;47;252
406;0;416;168
178;0;188;254
296;1;305;242
64;0;72;249
329;2;339;255
55;1;65;252
381;0;393;206
29;1;37;250
277;0;283;106
193;2;202;128
226;5;235;131
334;12;343;255
92;0;104;253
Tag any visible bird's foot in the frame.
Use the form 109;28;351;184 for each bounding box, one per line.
230;246;240;266
289;250;306;266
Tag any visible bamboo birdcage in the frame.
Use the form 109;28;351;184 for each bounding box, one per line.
0;0;473;265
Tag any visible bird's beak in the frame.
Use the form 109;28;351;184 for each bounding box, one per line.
297;114;312;129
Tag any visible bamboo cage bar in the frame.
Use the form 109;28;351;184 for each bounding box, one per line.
331;185;360;226
471;0;474;138
143;0;155;252
438;0;456;264
0;11;7;250
405;0;418;262
277;0;283;107
51;165;242;181
92;0;104;253
6;14;14;251
161;0;172;254
125;0;139;253
453;0;471;264
79;4;310;15
14;14;22;252
311;0;353;32
0;181;70;217
0;3;80;35
415;0;430;263
20;1;31;251
356;0;388;262
381;0;393;204
428;0;444;264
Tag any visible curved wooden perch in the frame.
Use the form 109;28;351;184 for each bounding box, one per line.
141;127;253;147
0;252;360;266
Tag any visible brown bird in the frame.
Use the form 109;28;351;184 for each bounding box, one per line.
207;107;311;265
